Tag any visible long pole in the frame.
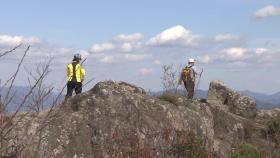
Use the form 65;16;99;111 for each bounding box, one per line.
194;68;203;99
81;58;87;66
175;71;183;95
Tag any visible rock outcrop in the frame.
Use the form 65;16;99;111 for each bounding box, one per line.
2;81;214;158
1;80;280;158
208;80;257;118
208;80;280;158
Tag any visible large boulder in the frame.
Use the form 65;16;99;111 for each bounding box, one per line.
208;80;280;158
2;81;214;158
2;80;280;158
255;108;280;125
208;80;257;118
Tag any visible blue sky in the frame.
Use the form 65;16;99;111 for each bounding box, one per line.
0;0;280;94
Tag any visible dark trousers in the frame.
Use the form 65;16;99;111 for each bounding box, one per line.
66;81;83;97
183;80;195;99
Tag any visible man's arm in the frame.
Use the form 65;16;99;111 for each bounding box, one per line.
67;64;70;77
81;67;86;82
193;66;201;75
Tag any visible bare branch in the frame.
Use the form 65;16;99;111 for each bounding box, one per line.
24;59;53;112
0;44;22;58
1;60;50;139
3;46;30;108
161;64;180;93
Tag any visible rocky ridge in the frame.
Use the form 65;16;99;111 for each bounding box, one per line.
1;80;280;158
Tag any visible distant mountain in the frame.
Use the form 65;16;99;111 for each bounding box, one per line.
0;86;63;112
241;90;280;109
149;89;280;109
1;86;279;110
268;92;280;105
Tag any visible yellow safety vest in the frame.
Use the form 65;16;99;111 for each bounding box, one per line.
67;63;86;82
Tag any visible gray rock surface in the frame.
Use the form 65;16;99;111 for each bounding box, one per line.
208;80;280;158
208;80;257;118
1;81;214;158
1;80;280;158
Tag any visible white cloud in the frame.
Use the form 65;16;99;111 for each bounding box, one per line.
114;33;144;43
139;68;153;75
89;34;143;53
154;60;161;65
79;50;90;59
214;34;240;42
124;54;152;61
225;61;251;70
204;47;278;67
99;55;115;63
0;35;79;63
1;27;280;94
255;48;268;55
147;25;198;47
0;35;41;47
27;46;82;64
147;26;242;48
222;47;248;59
121;43;133;52
56;48;73;54
122;43;132;52
254;5;280;19
90;43;115;53
201;55;211;64
120;42;142;52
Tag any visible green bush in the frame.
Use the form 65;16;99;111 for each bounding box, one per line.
158;93;179;106
267;115;280;135
232;143;260;158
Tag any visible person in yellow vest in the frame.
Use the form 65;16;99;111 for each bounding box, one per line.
179;58;199;99
65;54;86;99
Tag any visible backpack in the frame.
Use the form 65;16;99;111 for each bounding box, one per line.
181;66;193;81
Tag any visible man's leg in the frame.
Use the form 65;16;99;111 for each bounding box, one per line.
187;81;195;99
75;82;83;94
183;81;189;96
65;81;74;99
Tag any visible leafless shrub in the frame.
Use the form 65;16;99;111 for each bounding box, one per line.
0;45;64;157
2;46;30;109
25;59;54;113
0;45;30;156
161;64;180;93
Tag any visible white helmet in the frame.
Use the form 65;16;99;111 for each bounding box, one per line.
188;58;195;63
